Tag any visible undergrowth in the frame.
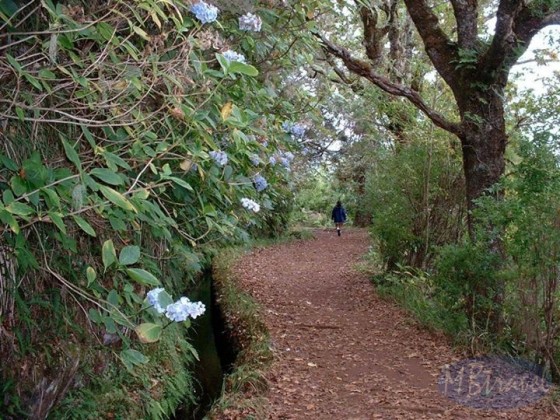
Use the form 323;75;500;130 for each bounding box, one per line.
372;269;468;341
50;321;196;419
360;247;469;346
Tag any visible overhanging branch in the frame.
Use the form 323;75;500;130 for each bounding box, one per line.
315;32;463;137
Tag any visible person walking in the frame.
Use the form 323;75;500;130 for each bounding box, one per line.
331;200;347;236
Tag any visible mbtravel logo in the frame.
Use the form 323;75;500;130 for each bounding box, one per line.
438;356;551;409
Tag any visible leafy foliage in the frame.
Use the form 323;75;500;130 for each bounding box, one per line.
0;0;315;416
367;137;465;269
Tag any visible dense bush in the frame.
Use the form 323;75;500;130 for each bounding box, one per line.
366;139;465;269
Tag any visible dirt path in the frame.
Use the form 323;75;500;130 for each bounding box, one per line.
234;228;555;419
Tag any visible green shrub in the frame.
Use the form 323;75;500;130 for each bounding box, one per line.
367;139;465;269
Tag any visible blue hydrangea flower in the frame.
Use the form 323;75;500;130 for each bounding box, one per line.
241;197;260;212
239;12;262;32
164;297;206;322
165;299;190;322
281;121;293;132
147;287;166;314
185;301;206;319
269;155;276;165
222;49;246;63
253;174;268;192
290;123;306;138
282;121;306;138
190;1;219;24
209;150;228;166
250;154;260;166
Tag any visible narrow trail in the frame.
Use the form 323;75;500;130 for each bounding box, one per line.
233;228;554;419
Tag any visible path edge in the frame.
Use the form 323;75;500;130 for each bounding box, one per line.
206;247;273;419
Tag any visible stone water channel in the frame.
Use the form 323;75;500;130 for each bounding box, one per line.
173;273;235;419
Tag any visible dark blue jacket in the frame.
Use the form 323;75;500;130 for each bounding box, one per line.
331;205;347;223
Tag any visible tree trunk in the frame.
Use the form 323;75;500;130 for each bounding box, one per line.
458;91;507;333
459;95;507;237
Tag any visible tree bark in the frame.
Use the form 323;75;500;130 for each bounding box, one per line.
458;91;507;237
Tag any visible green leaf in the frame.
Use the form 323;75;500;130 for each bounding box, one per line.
39;69;56;80
162;163;172;176
119;245;140;266
107;289;119;306
126;268;159;286
86;266;96;287
103;315;117;333
6;54;22;72
57;34;74;50
135;322;162;343
0;154;18;171
3;189;15;204
42;188;61;209
6;201;34;217
81;125;96;148
167;177;193;191
73;215;96;236
228;62;259;77
23;73;43;91
61;136;82;172
111;311;132;327
10;176;27;196
0;0;18;18
120;349;149;368
102;239;117;270
22;156;48;187
48;212;66;233
216;53;229;74
186;343;200;361
0;210;19;233
97;22;115;41
224;165;233;181
15;107;25;121
90;168;123;186
88;308;103;324
132;25;150;41
99;185;136;212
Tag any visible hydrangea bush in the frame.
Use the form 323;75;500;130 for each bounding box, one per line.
0;0;314;414
253;174;268;192
241;197;261;212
